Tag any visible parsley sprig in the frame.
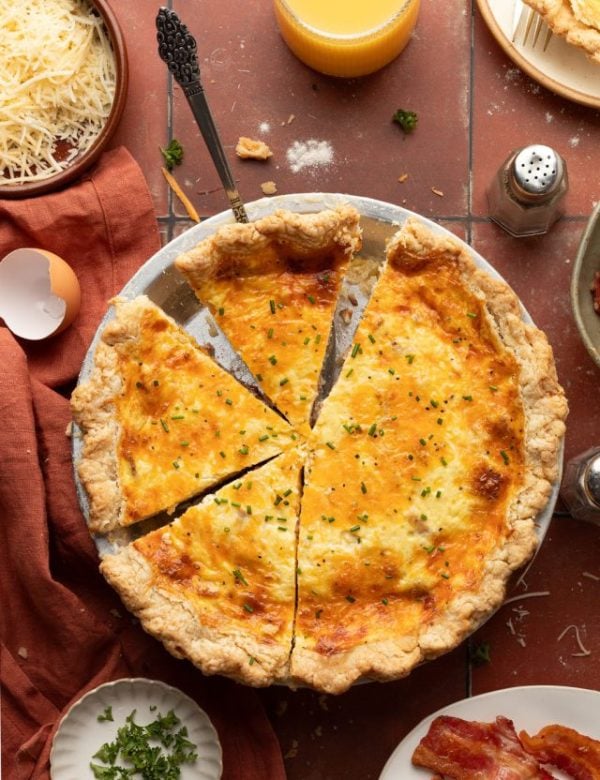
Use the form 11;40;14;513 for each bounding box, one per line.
90;707;198;779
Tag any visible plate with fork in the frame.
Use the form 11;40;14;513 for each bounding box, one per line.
477;0;600;109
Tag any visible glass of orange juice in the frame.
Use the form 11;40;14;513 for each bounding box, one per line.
273;0;421;78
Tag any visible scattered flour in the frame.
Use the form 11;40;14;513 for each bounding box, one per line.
259;121;270;134
545;112;554;123
286;139;333;173
568;135;580;148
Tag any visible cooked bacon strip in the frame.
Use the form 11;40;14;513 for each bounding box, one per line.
411;715;556;779
520;724;600;780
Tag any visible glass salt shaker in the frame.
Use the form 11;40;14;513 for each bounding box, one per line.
487;144;568;237
560;446;600;526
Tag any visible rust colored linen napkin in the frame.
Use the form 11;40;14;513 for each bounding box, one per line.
0;147;286;780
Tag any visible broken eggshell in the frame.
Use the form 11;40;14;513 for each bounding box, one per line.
0;248;81;340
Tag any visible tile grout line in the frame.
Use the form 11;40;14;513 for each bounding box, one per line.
466;0;476;700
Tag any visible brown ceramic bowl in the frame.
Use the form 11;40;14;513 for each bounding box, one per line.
0;0;128;200
571;202;600;370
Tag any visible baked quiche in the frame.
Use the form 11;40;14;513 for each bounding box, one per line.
175;206;361;433
523;0;600;63
74;210;567;694
291;219;567;693
71;295;294;534
101;449;303;685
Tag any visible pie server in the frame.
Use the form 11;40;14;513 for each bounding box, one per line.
156;8;249;224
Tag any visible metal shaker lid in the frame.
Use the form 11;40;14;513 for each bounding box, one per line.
585;453;600;507
511;145;562;196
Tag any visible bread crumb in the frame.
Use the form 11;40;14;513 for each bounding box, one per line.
236;137;273;160
284;739;299;759
431;187;444;197
287;114;296;124
398;173;409;183
261;180;277;195
18;647;28;659
65;421;73;438
339;308;353;324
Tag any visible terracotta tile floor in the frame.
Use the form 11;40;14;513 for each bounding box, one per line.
105;1;600;777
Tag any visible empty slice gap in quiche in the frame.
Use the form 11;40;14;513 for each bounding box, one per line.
101;448;304;686
175;205;362;435
524;0;600;63
289;217;567;694
71;295;296;535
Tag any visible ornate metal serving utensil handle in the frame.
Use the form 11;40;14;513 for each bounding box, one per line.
156;7;249;223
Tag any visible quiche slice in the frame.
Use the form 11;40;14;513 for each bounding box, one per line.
175;206;362;433
100;448;303;685
523;0;600;63
291;219;567;694
71;296;295;534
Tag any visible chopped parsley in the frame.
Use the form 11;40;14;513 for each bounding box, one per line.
90;707;197;778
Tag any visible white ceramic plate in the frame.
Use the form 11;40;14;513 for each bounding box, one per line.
477;0;600;108
379;685;600;779
50;678;222;780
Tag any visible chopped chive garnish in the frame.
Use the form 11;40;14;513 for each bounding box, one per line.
219;451;226;458
259;434;269;442
218;307;225;316
440;457;448;466
349;525;361;533
500;450;510;464
268;355;277;365
406;354;415;364
467;311;477;318
231;501;241;508
368;423;377;437
172;460;180;469
243;603;254;613
269;299;276;314
307;294;315;304
160;418;169;432
180;441;190;447
368;334;376;344
233;568;248;585
463;395;473;401
360;481;367;494
345;595;356;603
351;343;361;358
326;441;335;450
267;328;274;339
346;368;354;378
239;445;249;455
381;598;389;606
388;368;396;375
279;377;289;386
304;337;310;345
225;398;233;405
171;415;185;420
283;489;292;497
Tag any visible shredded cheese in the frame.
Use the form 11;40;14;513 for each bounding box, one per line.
557;624;591;657
503;590;550;606
0;0;116;184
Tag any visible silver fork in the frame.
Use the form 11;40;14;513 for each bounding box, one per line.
512;1;553;51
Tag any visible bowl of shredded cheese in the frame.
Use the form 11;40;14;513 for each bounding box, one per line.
0;0;127;198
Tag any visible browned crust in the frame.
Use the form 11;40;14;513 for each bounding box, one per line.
100;545;290;687
524;0;600;64
289;218;568;694
174;205;362;283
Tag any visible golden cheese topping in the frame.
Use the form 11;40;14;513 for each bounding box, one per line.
293;247;525;662
197;262;344;435
112;301;294;525
175;207;362;434
132;449;303;676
